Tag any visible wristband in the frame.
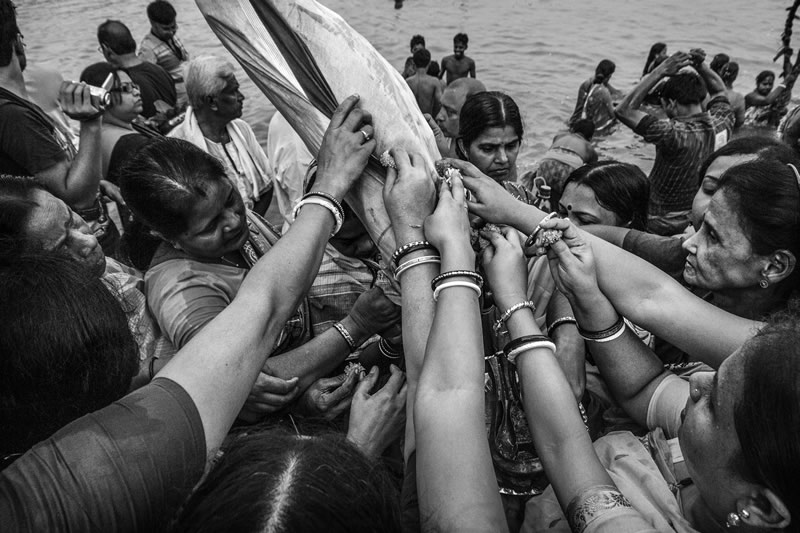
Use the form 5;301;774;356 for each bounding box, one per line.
547;316;578;336
494;301;536;333
333;322;358;351
432;280;482;301
392;241;437;267
577;315;626;342
292;196;344;236
394;255;441;280
431;270;483;292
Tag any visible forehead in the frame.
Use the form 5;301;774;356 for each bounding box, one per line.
25;190;70;240
116;71;133;84
220;75;239;92
183;179;231;231
440;89;464;109
705;154;757;179
561;183;601;210
472;126;518;145
706;191;750;242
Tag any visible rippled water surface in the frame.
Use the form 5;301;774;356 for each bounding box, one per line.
20;0;789;174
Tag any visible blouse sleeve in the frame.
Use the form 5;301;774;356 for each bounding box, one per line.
646;373;689;439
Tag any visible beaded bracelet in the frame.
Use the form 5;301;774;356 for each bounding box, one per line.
333;322;357;351
394;255;441;280
392;241;437;267
502;334;557;364
493;301;536;333
379;337;402;359
524;212;558;248
292;196;344;236
432;280;482;301
577;315;625;343
547;316;578;337
431;270;484;292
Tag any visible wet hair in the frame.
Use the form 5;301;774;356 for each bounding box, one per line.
457;91;523;156
593;59;615;85
563;161;650;230
756;70;775;85
659;72;707;105
454;32;468;46
97;19;136;55
0;253;137;460
716;159;800;295
409;34;425;51
642;42;666;77
412;48;431;69
0;175;45;257
570;118;595;141
185;55;236;110
697;136;796;186
426;60;440;78
171;429;402;532
720;61;739;85
0;0;19;67
147;0;176;24
709;53;730;75
733;306;800;528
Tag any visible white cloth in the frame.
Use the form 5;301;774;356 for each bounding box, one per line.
266;112;314;232
168;106;273;207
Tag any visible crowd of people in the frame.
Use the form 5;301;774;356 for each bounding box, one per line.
1;0;800;531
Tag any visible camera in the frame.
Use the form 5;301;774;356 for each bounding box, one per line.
82;72;115;107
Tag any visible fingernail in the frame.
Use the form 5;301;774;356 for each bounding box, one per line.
353;93;360;100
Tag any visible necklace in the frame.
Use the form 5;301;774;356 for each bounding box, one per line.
219;252;244;268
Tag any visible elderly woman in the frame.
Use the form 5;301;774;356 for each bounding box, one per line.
169;56;274;215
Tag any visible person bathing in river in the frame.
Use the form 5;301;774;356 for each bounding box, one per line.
568;59;618;135
439;32;475;86
744;69;796;129
405;48;441;117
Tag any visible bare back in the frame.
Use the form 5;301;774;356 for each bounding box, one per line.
406;72;442;116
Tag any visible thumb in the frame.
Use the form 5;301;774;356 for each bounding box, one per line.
355;365;379;397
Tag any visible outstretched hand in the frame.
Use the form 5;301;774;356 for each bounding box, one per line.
424;171;472;252
314;94;376;199
383;148;437;241
541;218;602;303
440;158;524;226
347;365;407;458
480;226;529;311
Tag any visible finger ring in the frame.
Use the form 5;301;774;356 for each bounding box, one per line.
360;129;371;142
465;190;472;202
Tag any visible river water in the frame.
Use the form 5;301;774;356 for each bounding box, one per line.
19;0;791;175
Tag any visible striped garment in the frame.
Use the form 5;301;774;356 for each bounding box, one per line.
139;32;189;104
634;96;733;215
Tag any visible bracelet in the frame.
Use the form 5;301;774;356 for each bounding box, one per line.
524;212;558;248
394;255;441;280
432;280;482;301
306;190;344;216
148;357;159;380
431;270;484;292
547;316;578;336
503;334;551;356
577;315;625;342
493;300;536;333
392;240;437;267
504;337;557;364
778;83;787;90
333;322;358;351
379;337;402;359
292;196;344;236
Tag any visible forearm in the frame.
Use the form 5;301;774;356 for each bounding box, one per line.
695;62;725;96
62;119;104;208
617;68;664;113
582;224;631;248
547;290;585;400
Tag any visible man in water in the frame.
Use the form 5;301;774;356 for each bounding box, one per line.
97;19;177;120
401;34;426;79
405;48;441;117
439;33;475;86
139;0;189;107
616;50;733;236
429;77;486;157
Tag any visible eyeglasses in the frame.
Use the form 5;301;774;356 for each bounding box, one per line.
110;82;140;94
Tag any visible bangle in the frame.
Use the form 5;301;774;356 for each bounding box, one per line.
524;212;558;248
431;270;483;291
577;315;626;342
148;357;159;380
333;322;358;351
392;241;437;267
379;337;402;359
778;83;787;90
394;255;441;280
502;334;556;364
547;316;578;336
432;280;482;301
292;196;344;236
494;300;536;333
306;191;344;216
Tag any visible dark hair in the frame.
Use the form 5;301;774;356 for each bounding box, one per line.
716;159;800;295
563;161;650;230
697;136;796;186
593;59;615;85
171;429;402;532
659;72;707;105
454;32;468;46
80;62;128;109
0;175;45;257
0;253;137;459
409;34;425;50
412;48;431;69
147;0;176;24
720;61;739;85
570;118;595;141
709;53;730;75
0;0;18;67
97;19;136;55
756;70;775;85
119;137;227;241
457;91;523;156
642;42;666;77
426;60;440;78
734;307;800;529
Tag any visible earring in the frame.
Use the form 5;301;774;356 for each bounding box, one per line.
759;278;769;289
726;511;742;528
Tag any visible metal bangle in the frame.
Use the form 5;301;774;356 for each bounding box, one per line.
333;322;357;351
394;255;441;280
576;315;625;341
432;280;482;301
392;240;436;267
506;340;557;364
431;270;484;292
547;316;578;336
292;197;344;236
494;301;536;332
